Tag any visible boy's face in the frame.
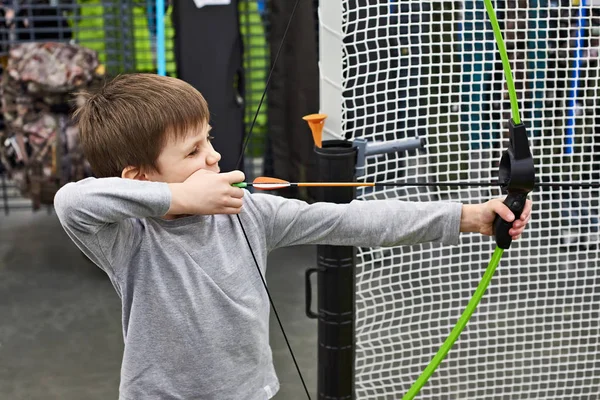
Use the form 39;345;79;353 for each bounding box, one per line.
146;123;220;183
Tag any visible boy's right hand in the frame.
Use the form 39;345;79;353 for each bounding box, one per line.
167;170;246;216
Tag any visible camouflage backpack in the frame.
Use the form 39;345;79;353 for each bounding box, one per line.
1;42;103;209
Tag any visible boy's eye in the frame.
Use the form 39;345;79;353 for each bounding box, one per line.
188;147;199;157
208;135;215;142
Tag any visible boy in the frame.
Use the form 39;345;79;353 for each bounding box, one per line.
54;74;531;399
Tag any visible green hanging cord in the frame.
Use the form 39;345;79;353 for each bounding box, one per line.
402;1;522;398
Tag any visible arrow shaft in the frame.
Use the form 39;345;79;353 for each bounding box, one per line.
243;181;600;189
246;181;498;189
295;182;494;188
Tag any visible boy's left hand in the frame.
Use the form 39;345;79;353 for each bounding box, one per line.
478;197;533;240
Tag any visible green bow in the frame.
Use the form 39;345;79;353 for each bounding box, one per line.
402;1;524;398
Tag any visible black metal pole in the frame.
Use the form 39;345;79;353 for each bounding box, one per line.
305;140;356;399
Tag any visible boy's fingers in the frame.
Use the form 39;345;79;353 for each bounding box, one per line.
521;199;533;220
222;170;246;184
492;200;515;222
493;197;533;222
513;215;528;228
229;187;245;198
517;207;532;225
226;198;244;209
221;206;243;215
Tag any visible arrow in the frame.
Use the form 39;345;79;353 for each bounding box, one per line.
234;176;496;190
233;176;600;191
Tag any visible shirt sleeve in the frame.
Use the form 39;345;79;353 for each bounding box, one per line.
245;193;463;251
53;177;172;278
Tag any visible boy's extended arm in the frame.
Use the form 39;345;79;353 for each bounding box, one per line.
247;194;463;250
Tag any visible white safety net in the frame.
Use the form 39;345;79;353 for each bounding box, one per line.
335;1;600;398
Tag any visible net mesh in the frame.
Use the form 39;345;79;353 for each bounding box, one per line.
340;1;600;398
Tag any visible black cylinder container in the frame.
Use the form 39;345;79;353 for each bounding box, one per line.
305;140;356;400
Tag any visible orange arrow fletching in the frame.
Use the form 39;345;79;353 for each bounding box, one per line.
252;176;291;190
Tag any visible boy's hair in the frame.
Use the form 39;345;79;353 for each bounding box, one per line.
74;73;210;178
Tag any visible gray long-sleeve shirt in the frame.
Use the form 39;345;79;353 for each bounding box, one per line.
53;177;462;400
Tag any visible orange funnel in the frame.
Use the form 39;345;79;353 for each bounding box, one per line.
302;114;327;148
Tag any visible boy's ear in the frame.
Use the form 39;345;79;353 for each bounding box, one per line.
122;166;147;181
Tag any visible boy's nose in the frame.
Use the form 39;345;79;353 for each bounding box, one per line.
206;150;221;165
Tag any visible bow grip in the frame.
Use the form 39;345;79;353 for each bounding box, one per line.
493;192;527;249
493;119;534;249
